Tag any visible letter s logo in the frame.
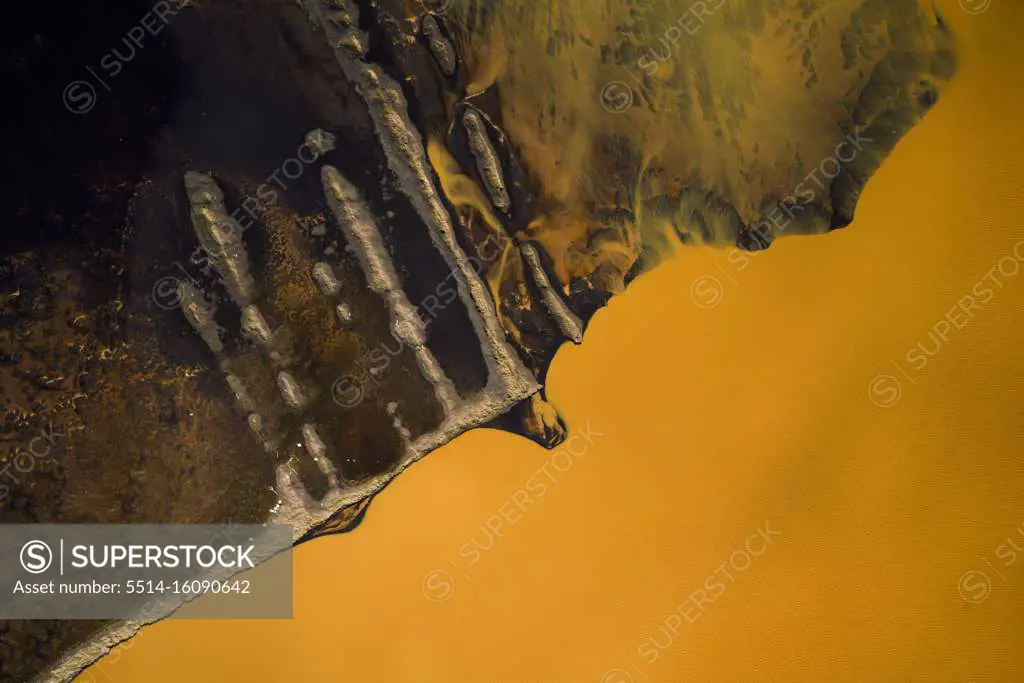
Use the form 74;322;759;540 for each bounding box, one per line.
21;540;53;574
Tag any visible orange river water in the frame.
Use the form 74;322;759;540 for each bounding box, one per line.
79;1;1024;680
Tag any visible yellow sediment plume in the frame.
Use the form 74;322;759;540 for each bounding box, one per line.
427;136;503;238
440;0;956;295
444;0;654;288
426;136;518;306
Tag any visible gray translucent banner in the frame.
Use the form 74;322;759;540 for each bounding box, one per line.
0;524;292;619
